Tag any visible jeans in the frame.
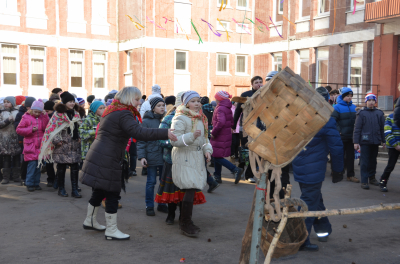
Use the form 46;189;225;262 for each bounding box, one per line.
145;165;164;208
129;141;137;172
380;148;400;182
299;182;332;246
360;144;379;183
214;157;237;177
343;140;355;177
26;160;41;187
89;188;121;214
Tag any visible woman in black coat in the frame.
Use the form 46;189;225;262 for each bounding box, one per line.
80;87;177;240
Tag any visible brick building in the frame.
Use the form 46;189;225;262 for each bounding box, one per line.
0;0;399;105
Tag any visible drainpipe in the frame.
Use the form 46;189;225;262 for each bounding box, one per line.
287;0;291;69
116;0;120;90
56;0;60;87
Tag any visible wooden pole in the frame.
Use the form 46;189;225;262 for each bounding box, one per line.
287;203;400;218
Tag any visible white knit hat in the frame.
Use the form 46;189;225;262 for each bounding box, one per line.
152;84;161;94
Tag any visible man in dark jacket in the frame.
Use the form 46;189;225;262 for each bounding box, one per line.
331;87;359;183
293;87;344;252
353;93;385;189
394;90;400;128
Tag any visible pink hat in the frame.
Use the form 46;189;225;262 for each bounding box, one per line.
215;91;232;101
31;99;44;111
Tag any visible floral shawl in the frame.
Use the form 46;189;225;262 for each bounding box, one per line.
175;105;208;139
102;99;142;123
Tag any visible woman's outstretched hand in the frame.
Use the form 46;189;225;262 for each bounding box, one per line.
205;152;211;163
168;129;178;141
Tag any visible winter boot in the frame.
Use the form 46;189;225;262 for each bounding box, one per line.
83;204;106;231
166;203;177;225
53;174;58;189
1;168;11;184
70;164;82;198
179;201;199;237
57;165;68;197
379;179;388;192
369;176;379;186
104;213;130;240
11;167;21;182
213;173;222;184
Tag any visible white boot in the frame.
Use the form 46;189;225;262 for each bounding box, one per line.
105;213;130;240
83;204;106;231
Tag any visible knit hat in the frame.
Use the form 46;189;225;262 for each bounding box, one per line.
182;91;200;106
4;96;16;107
150;97;165;110
341;87;353;98
25;97;36;107
211;101;217;107
109;90;118;95
152;84;161;94
77;97;85;106
90;101;105;113
60;91;75;104
44;100;55;111
87;95;95;104
316;87;330;102
266;71;278;81
201;96;209;105
165;96;176;106
365;93;377;103
31;99;44;111
175;91;186;107
15;96;26;106
215;91;232;101
52;88;62;94
49;93;60;102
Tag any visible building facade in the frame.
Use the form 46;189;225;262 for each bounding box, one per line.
0;0;399;105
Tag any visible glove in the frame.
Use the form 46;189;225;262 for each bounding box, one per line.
332;171;343;183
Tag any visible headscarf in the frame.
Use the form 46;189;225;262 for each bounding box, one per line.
175;105;208;139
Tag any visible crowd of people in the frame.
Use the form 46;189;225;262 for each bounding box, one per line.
0;74;399;247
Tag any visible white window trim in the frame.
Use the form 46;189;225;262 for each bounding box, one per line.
235;54;248;76
0;0;20;15
299;0;311;21
316;48;329;86
348;44;363;89
318;0;330;17
125;51;132;74
216;20;233;32
29;46;46;88
272;0;284;25
69;49;85;89
297;50;309;79
272;53;283;72
1;43;19;88
217;0;233;9
174;50;190;74
216;53;231;76
92;51;107;90
26;0;48;19
351;0;365;11
236;0;251;11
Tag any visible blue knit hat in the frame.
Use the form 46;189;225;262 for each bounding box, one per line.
183;91;200;106
365;93;377;103
90;101;105;113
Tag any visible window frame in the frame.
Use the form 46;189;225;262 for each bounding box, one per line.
1;0;18;13
216;20;231;32
216;53;230;75
237;0;249;10
351;0;365;11
297;49;309;81
315;47;329;86
299;0;311;20
348;43;363;90
1;43;19;87
29;46;46;88
318;0;330;16
217;0;232;8
174;50;189;73
126;51;131;73
235;54;248;76
235;22;249;33
69;49;85;89
92;51;107;89
272;52;283;72
272;0;284;24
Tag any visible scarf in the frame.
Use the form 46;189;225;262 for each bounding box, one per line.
66;109;79;140
175;105;208;139
38;110;81;166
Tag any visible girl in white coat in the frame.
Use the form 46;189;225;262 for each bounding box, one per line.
171;91;212;237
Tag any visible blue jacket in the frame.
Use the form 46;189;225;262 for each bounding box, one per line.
331;90;357;141
384;114;400;148
292;117;344;184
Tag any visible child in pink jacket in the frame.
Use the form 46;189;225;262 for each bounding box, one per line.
16;99;49;192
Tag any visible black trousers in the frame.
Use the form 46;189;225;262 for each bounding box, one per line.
2;155;21;168
231;133;240;158
89;189;121;214
129;141;137;172
46;162;56;182
342;140;355;177
380;148;400;182
21;159;27;181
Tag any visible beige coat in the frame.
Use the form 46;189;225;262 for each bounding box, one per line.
171;111;213;190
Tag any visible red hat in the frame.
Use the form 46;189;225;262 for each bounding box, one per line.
15;96;26;106
215;91;232;101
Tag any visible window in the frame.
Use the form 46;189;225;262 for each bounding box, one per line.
236;55;247;74
30;47;45;86
348;43;363;89
237;0;247;8
351;0;365;10
299;0;311;19
174;2;191;35
1;44;18;86
68;0;84;21
93;51;106;88
236;23;249;33
217;21;230;31
318;0;330;15
0;0;18;13
298;49;309;82
26;0;45;16
217;0;229;5
92;0;107;23
273;53;282;72
316;47;329;86
175;51;188;71
126;51;131;72
69;50;84;88
217;54;229;73
273;0;283;22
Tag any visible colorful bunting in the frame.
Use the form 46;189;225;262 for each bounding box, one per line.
269;16;283;38
283;15;296;30
255;18;270;31
126;15;144;30
217;18;231;41
201;19;222;37
191;19;203;44
219;0;227;12
146;16;166;30
232;18;251;34
176;18;189;40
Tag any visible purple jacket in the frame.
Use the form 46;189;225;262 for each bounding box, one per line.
211;99;233;158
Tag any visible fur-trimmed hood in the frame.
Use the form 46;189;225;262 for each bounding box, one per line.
54;102;80;114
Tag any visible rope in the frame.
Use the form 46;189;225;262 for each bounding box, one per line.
273;138;278;165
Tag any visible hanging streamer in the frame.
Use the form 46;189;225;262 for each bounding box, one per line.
248;18;264;32
352;0;357;14
134;15;145;27
126;15;145;30
201;19;222;37
308;80;312;87
176;18;189;40
282;15;296;30
217;18;231;41
232;18;251;34
219;0;227;12
162;17;174;24
146;16;166;30
255;18;270;31
269;16;283;38
332;0;337;35
191;19;203;44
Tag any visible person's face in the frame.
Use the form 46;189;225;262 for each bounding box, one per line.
187;97;201;112
343;94;353;103
153;102;165;115
132;97;141;108
66;100;75;110
252;79;263;90
80;103;86;108
3;100;12;109
32;110;42;118
45;110;53;115
366;99;376;108
95;105;106;116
